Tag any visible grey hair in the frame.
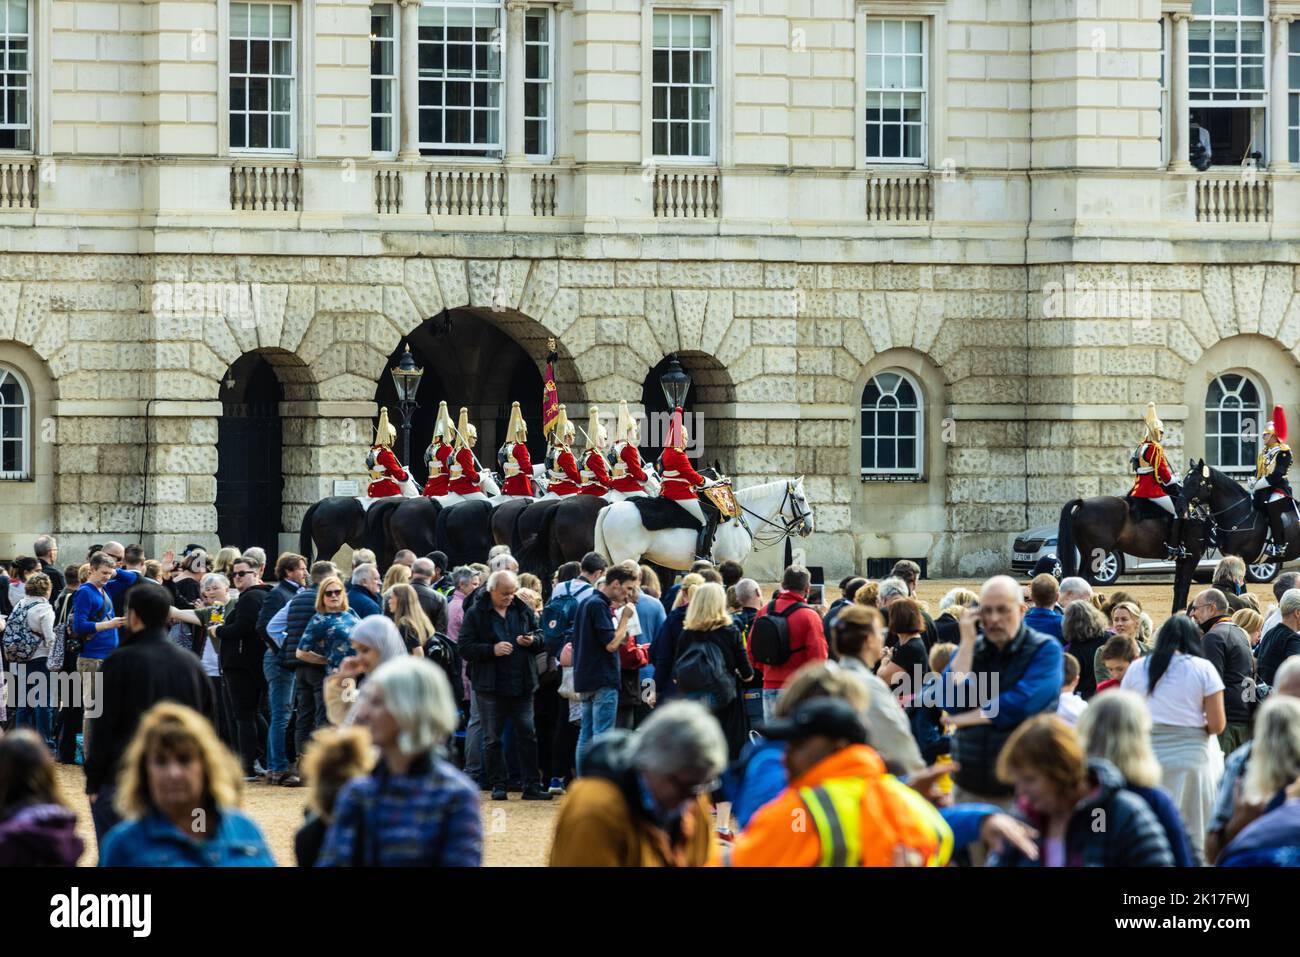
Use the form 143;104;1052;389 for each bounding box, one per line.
200;572;229;593
33;534;56;557
938;587;980;614
487;569;519;593
488;544;512;560
1279;588;1300;619
735;578;761;604
351;548;377;569
242;547;267;569
1241;695;1300;803
412;557;435;578
351;563;379;586
350;615;409;664
1076;690;1161;789
1274;655;1300;694
1058;577;1093;602
627;700;727;779
878;577;909;603
452;566;477;589
361;656;459;753
489;553;519;573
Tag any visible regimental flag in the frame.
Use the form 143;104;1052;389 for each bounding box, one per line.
543;337;560;439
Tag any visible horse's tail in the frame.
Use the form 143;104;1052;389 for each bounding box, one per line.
1057;499;1083;577
592;506;611;563
299;500;319;564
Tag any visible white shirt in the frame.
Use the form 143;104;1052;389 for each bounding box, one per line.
1056;692;1088;726
200;630;221;677
1261;606;1282;640
1121;652;1224;728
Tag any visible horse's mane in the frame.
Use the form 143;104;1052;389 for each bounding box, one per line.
1208;464;1250;499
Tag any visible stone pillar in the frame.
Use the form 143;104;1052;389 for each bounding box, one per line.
504;0;528;163
1169;12;1193;171
398;0;422;161
554;1;574;164
1269;14;1294;170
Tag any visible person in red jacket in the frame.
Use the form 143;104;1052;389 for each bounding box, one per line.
543;405;582;498
499;401;534;498
579;406;611;497
659;406;717;558
748;565;829;719
422;401;455;497
607;399;653;502
366;407;410;497
1128;402;1188;558
447;407;488;502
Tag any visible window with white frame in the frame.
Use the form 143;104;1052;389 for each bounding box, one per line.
860;371;923;479
865;18;926;164
0;0;30;151
1290;20;1299;163
371;4;397;154
1189;0;1267;166
230;2;296;152
0;364;29;479
1160;16;1170;166
651;11;714;159
418;0;503;156
524;7;552;158
1205;372;1264;476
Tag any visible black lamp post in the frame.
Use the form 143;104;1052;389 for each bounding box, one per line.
659;353;691;409
390;344;423;468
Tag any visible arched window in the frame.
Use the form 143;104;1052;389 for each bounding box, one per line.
1205;372;1263;477
861;370;923;479
0;364;30;479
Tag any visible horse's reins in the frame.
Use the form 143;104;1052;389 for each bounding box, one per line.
1186;475;1260;535
738;482;810;548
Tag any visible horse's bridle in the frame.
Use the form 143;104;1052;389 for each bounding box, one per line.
739;481;811;548
1184;470;1260;535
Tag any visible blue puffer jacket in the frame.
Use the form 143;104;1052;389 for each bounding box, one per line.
990;758;1175;867
279;584;320;670
99;809;275;867
1218;797;1300;867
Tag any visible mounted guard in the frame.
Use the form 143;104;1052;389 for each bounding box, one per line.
446;407;490;503
422;400;455;497
606;399;655;502
658;405;721;559
1128;402;1188;559
1252;404;1293;556
366;407;412;498
543;405;582;498
498;401;535;498
579;406;612;497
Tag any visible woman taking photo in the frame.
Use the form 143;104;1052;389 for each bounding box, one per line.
672;582;753;760
1120;614;1226;863
324;615;410;726
1076;690;1196;866
386;583;434;656
990;714;1175;867
98;702;275;866
318;656;482;866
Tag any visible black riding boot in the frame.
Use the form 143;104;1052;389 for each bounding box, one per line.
1266;499;1289;556
1165;516;1189;559
696;512;720;561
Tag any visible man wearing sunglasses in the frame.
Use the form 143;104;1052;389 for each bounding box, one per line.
214;557;274;781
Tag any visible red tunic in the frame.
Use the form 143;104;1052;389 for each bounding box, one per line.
367;446;408;497
548;448;582;496
502;442;534;497
423;442;453;497
659;446;705;501
608;441;649;493
1129;441;1173;498
448;447;481;495
579;448;611;496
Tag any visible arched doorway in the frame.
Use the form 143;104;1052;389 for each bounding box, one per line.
373;309;568;483
216;353;285;556
641;352;737;474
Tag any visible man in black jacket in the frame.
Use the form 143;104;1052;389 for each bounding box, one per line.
85;581;213;846
256;552;306;785
283;561;338;773
1190;588;1256;754
411;557;449;632
215;556;274;779
458;569;552;802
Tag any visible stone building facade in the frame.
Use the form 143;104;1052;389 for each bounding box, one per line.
1;0;1299;577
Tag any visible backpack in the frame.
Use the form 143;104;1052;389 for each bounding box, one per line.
424;632;464;703
748;598;810;666
2;597;45;662
541;582;592;655
673;633;736;708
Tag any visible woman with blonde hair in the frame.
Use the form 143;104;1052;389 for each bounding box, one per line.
381;562;411;593
1217;695;1300;866
652;572;706;700
386;582;434;655
1231;607;1264;648
673;582;753;759
212;546;242;581
99;701;275;866
1076;690;1196;865
853;580;880;608
934;587;978;645
294;726;375;867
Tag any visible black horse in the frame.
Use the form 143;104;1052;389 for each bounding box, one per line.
435;500;497;568
298;496;396;566
1057;485;1205;616
1179;459;1299;574
387;497;444;558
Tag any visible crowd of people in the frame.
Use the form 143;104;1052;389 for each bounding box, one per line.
2;537;1300;868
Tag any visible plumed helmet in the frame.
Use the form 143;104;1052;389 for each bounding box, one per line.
617;400;637;444
506;401;527;444
431;401;453;443
455;407;477;449
1143;402;1164;441
375;407;397;448
666;406;687;450
1264;404;1288;443
586;405;607;453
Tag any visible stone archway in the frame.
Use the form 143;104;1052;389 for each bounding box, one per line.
640;351;738;475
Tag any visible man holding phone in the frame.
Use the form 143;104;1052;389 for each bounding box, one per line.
71;551;135;763
458;568;553;801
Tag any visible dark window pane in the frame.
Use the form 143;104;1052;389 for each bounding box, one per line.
653;50;668;84
878;411;896;437
250;39;269;74
231;40;248;73
249;112;268;148
899;440;916;469
862;439;875;469
879;441;896;469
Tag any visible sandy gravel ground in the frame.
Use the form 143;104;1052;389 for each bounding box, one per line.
52;577;1273;867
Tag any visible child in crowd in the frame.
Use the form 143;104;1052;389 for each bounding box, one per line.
1056;653;1088;725
1094;634;1141;694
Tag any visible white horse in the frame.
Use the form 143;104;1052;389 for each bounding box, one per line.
604;464;663;503
441;470;502;506
592;476;814;571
